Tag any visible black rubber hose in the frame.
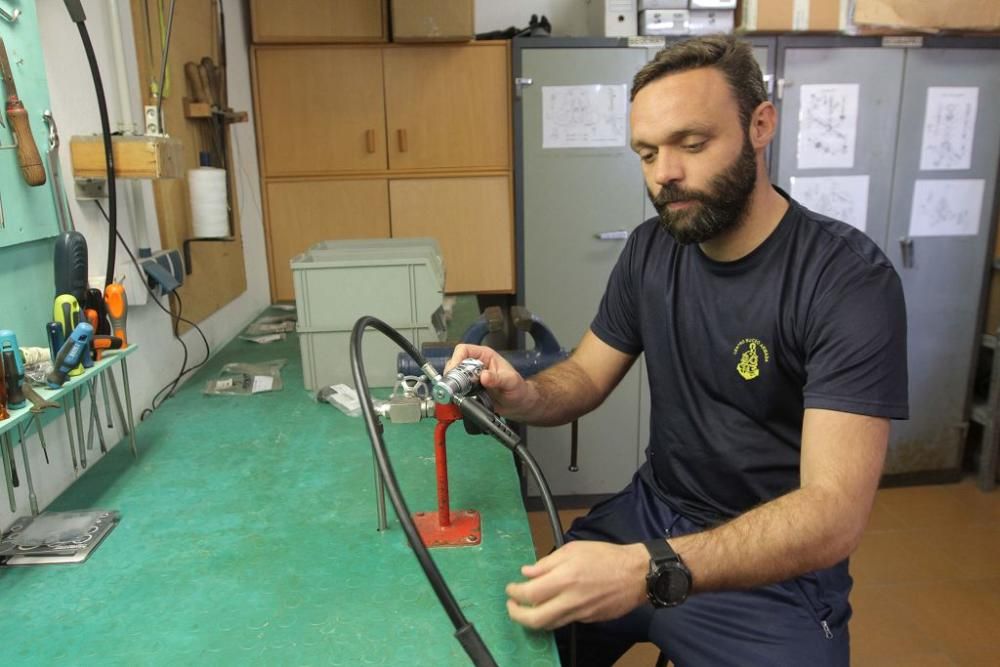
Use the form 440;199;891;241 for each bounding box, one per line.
72;18;117;288
350;316;498;667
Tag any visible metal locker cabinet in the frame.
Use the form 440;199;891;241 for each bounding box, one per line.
882;43;1000;480
773;37;906;253
516;39;649;497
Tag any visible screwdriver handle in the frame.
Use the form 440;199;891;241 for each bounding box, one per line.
105;283;128;347
6;101;46;186
53;294;83;376
0;359;8;420
46;321;64;363
83;308;98;365
46;323;93;388
1;350;24;408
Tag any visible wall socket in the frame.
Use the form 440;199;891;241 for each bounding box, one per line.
140;249;185;294
75;178;108;200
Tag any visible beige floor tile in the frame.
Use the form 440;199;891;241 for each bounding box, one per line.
877;478;1000;529
850;585;941;661
850;529;953;586
853;652;958;667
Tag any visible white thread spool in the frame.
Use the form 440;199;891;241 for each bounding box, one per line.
187;167;229;238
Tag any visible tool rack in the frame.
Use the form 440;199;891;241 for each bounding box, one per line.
0;345;138;516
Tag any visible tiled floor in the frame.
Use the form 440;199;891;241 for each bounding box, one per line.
526;477;1000;666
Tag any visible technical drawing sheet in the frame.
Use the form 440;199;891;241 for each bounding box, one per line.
919;87;978;171
790;175;870;232
542;84;628;149
797;83;859;169
908;179;984;237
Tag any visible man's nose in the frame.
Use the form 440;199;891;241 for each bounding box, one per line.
653;150;684;186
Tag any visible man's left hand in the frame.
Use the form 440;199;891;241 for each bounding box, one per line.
505;541;649;630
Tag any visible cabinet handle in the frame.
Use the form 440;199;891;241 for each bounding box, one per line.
366;129;376;154
397;128;408;153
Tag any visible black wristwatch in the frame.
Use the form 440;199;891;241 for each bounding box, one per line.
644;539;692;608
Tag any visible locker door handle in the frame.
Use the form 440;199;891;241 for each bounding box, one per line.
899;236;914;268
397;129;408;153
365;129;376;154
594;230;629;241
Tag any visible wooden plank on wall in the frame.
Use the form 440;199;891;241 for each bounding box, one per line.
129;0;247;328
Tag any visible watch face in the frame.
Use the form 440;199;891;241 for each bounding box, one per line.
653;565;691;606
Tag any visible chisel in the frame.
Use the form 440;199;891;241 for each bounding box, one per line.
0;37;45;186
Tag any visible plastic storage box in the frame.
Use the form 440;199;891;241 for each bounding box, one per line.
291;238;446;390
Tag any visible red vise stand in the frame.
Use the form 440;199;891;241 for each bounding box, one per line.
412;402;482;548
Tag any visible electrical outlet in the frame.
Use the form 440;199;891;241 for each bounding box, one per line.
75;178;108;200
140;249;185;295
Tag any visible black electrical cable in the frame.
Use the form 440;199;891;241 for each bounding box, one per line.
64;1;117;288
95;201;211;418
155;0;178;135
351;316;497;667
350;316;573;666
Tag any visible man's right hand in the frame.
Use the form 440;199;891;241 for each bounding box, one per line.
445;343;537;420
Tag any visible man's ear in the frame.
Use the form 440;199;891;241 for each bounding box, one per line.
748;101;777;150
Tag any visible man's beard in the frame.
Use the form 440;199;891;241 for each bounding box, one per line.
648;137;758;245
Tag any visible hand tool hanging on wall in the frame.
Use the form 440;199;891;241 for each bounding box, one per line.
0;37;45;186
43;111;74;234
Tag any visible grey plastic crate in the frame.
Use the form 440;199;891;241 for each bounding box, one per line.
291;238;446;389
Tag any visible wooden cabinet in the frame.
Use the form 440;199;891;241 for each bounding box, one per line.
383;47;509;171
265;179;391;300
252;42;514;301
250;0;387;43
256;48;386;175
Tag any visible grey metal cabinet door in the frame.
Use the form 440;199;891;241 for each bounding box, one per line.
520;46;648;496
883;48;1000;476
775;46;905;251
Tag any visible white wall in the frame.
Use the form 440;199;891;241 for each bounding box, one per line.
1;0;268;529
475;0;591;36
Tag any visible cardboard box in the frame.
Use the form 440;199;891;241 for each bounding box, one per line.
391;0;473;42
738;0;849;31
854;0;1000;31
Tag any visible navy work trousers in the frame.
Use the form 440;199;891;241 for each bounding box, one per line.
554;470;852;667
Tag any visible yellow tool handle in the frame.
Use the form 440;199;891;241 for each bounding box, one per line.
6;102;46;186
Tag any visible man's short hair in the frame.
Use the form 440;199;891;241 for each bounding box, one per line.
631;35;768;132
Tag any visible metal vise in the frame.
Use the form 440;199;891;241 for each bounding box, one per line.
397;305;569;379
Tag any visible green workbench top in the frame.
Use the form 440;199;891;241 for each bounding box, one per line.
0;314;557;666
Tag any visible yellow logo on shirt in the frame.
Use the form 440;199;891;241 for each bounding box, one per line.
734;338;770;381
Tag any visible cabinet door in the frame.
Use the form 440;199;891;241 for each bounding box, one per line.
520;46;649;496
251;0;386;43
255;48;386;176
389;176;513;293
882;48;1000;477
383;44;510;171
775;46;905;252
266;179;390;301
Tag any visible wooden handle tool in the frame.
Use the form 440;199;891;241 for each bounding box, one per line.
0;38;45;186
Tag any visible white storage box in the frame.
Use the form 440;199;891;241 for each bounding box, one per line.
639;9;689;34
689;9;734;33
638;0;687;9
689;0;736;9
589;0;638;37
291;238;446;390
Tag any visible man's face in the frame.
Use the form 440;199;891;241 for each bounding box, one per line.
631;68;760;245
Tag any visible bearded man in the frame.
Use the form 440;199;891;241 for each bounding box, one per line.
449;35;908;666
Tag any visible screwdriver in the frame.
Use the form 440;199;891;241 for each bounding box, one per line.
82;308;97;367
0;37;45;186
54;294;84;376
0;329;25;408
46;323;93;388
105;283;128;346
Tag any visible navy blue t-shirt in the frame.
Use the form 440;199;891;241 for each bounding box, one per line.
591;191;909;526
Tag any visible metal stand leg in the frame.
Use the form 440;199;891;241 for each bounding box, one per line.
100;374;113;428
32;414;50;464
63;400;79;474
16;424;37;516
73;388;87;469
108;369;129;437
120;358;138;458
86;380;107;454
1;432;15;512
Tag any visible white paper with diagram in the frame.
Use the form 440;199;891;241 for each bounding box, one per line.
908;179;984;237
542;84;628;149
796;83;859;169
790;175;870;232
919;87;978;171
